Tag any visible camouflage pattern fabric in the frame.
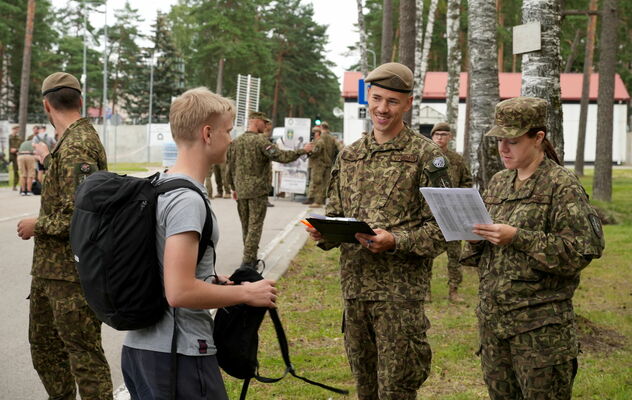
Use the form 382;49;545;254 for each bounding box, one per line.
321;126;450;301
226;131;308;200
461;158;604;339
344;299;431;400
320;126;449;399
29;277;113;400
236;195;268;263
32;118;107;282
429;240;463;288
9;133;23;185
205;163;230;197
307;132;338;204
479;321;578;400
460;157;603;398
443;149;472;189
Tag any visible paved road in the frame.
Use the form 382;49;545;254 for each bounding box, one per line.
0;183;313;399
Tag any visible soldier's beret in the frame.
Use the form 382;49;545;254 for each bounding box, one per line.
249;111;270;122
485;97;548;138
365;62;413;93
431;122;451;135
42;72;82;96
320;121;329;129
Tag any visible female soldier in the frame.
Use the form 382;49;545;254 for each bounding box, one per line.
461;97;604;400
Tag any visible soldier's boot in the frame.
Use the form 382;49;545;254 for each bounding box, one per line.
448;285;464;303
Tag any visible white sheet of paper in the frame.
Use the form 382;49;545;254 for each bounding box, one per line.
420;187;493;241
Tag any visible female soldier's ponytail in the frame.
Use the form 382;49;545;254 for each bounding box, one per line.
527;128;561;165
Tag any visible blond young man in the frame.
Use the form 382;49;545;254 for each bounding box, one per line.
121;87;277;399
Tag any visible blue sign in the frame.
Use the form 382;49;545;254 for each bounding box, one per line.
358;79;368;105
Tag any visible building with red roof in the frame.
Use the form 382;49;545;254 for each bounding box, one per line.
342;71;630;163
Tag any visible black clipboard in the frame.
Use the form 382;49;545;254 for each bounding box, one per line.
306;217;376;244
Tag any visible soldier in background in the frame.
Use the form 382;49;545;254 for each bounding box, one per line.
205;163;231;199
17;72;112;399
306;62;450;400
226;111;313;269
307;121;339;208
9;125;23;191
461;97;604;400
427;122;473;303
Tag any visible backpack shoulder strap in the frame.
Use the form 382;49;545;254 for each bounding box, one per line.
154;178;214;265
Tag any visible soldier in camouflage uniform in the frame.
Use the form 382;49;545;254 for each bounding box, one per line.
307;63;451;400
9;125;24;190
226;111;313;269
17;72;112;399
428;122;473;303
461;97;605;400
205;163;231;198
307;121;339;208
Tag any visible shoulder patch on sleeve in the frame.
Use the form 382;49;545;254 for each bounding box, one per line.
432;156;446;168
588;214;603;239
73;162;98;185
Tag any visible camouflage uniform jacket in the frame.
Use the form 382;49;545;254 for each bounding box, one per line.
310;132;338;169
226;131;308;199
461;158;604;339
32;118;107;282
443;149;472;188
9;134;24;161
321;126;451;301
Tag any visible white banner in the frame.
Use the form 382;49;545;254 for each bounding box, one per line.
279;172;308;194
274;117;311;194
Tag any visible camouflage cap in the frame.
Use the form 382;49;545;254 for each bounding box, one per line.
41;72;82;96
485;97;548;138
249;111;270;122
365;62;413;93
320;121;329;129
431;122;451;135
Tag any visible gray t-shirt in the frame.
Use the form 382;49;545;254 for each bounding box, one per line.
124;173;219;356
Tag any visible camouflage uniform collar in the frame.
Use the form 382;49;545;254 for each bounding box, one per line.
52;117;90;155
499;157;555;200
366;126;411;153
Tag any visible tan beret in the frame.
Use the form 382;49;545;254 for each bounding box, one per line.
320;121;329;129
42;72;81;96
485;97;548;138
365;62;413;93
431;122;451;135
249;111;270;122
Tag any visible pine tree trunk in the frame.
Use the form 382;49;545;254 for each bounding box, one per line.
271;53;284;126
216;57;224;95
18;0;36;140
446;0;462;136
357;0;369;76
564;29;582;73
381;0;393;64
521;0;564;161
468;0;501;189
593;0;618;202
573;0;598;177
411;0;425;129
412;0;437;131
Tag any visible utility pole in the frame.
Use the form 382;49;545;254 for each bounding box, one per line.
18;0;36;140
82;0;87;117
147;55;155;164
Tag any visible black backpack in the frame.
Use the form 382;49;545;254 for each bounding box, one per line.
70;170;212;331
213;266;348;399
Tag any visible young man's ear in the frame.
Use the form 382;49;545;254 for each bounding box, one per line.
203;125;213;144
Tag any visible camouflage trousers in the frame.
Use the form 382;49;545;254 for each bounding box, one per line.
343;299;432;400
237;195;268;263
479;321;579;400
11;157;19;187
29;277;112;400
429;240;463;288
205;163;230;197
307;165;331;204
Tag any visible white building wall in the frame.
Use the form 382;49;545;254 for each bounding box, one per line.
343;102;367;146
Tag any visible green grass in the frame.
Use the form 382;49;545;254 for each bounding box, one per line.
221;169;632;399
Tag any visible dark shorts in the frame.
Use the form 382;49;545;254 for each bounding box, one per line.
122;346;229;400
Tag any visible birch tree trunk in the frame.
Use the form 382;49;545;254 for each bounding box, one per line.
446;0;462;137
381;0;393;64
573;0;598;177
521;0;564;161
593;0;619;202
357;0;369;76
468;0;501;189
411;0;425;130
399;0;416;124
